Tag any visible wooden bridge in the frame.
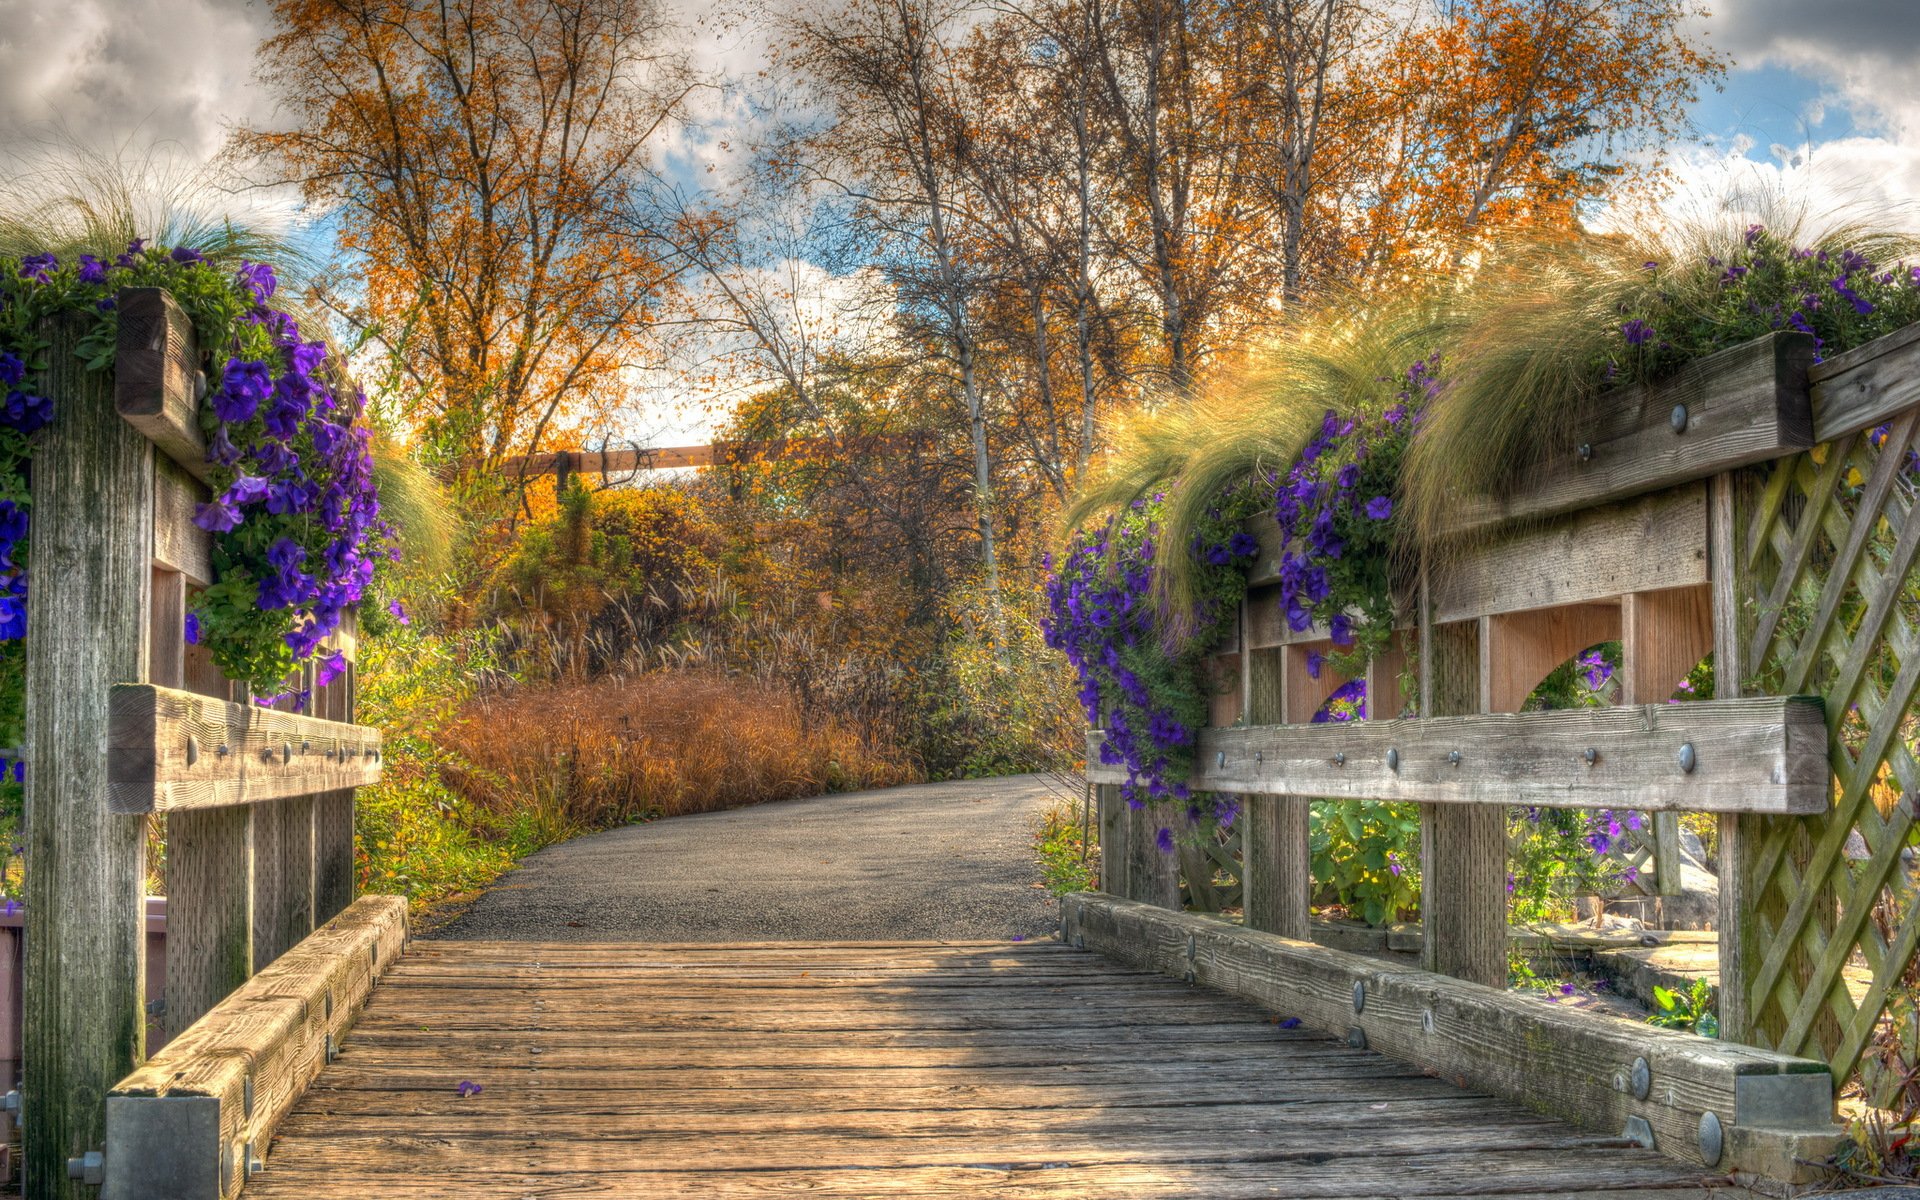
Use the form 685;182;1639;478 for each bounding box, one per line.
249;938;1732;1199
18;293;1920;1197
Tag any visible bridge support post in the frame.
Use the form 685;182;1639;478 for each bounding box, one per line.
23;317;153;1199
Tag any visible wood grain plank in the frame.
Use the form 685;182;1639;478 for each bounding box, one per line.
114;286;210;482
1431;484;1708;623
107;682;382;813
1440;332;1815;536
1088;696;1827;813
105;896;407;1200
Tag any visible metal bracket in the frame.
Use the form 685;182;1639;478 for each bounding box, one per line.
1622;1115;1655;1150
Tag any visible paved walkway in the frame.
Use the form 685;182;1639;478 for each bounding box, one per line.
433;774;1073;943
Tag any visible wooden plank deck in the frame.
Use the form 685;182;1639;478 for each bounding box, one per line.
247;940;1752;1198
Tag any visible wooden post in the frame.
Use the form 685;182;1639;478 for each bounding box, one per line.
314;617;358;922
1622;586;1714;900
1711;470;1760;1042
1243;644;1309;939
1419;613;1507;987
1096;783;1128;896
23;317;152;1198
1126;801;1182;910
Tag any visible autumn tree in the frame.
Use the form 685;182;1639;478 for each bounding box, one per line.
234;0;701;481
777;0;1008;594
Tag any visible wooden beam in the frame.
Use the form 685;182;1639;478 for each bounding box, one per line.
1485;601;1621;714
105;896;407;1200
504;444;716;477
1808;319;1920;442
114;287;210;483
154;456;213;586
1440;332;1815;537
107;684;382;814
24;315;154;1200
1086;695;1828;814
1711;469;1764;1045
1430;483;1708;623
1062;895;1844;1184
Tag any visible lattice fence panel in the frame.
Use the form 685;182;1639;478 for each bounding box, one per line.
1745;410;1920;1104
1179;823;1245;913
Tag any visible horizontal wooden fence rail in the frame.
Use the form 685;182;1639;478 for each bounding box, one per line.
107;684;383;814
1090;695;1828;813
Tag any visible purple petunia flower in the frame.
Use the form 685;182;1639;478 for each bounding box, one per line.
1363;495;1392;521
77;255;107;284
1155;827;1174;854
184;613;200;645
1621;318;1656;346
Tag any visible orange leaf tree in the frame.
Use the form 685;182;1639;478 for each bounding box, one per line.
235;0;701;481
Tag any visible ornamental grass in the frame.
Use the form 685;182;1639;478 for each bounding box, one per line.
1054;200;1920;835
438;670;918;842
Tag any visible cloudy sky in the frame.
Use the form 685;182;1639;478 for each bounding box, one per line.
1;0;1914;438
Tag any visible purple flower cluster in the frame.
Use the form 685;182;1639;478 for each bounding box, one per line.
188;261;390;677
1043;491;1258;836
0;244;393;700
1268;359;1432;669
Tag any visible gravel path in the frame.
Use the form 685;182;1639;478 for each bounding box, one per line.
429;774;1076;942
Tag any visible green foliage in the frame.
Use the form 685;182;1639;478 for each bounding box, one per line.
914;582;1081;780
1033;799;1098;896
1648;979;1719;1037
485;483;723;627
1310;800;1420;927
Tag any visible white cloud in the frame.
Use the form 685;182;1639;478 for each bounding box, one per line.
0;0;274;158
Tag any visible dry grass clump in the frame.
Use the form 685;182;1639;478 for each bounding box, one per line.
439;671;917;840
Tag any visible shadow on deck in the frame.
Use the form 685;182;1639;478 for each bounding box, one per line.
246;940;1751;1198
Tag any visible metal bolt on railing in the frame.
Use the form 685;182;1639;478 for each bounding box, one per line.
67;1151;104;1184
1677;742;1697;774
1332;751;1346;766
1386;748;1400;771
1447;749;1462;766
1583;747;1598;765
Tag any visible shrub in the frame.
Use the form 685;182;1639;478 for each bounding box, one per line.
438;671;917;842
483;484;725;672
912;581;1082;780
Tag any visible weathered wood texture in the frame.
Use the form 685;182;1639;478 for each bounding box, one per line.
1066;895;1841;1185
107;683;382;813
24;316;154;1200
1440;332;1815;536
1807;318;1920;442
1622;587;1715;900
240;938;1742;1199
1430;483;1708;623
105;896;407;1200
114;288;208;482
1086;696;1826;813
155;456;213;585
1418;618;1507;988
1723;397;1920;1103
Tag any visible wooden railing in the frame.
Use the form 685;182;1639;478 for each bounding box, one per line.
1084;321;1920;1143
19;290;393;1200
